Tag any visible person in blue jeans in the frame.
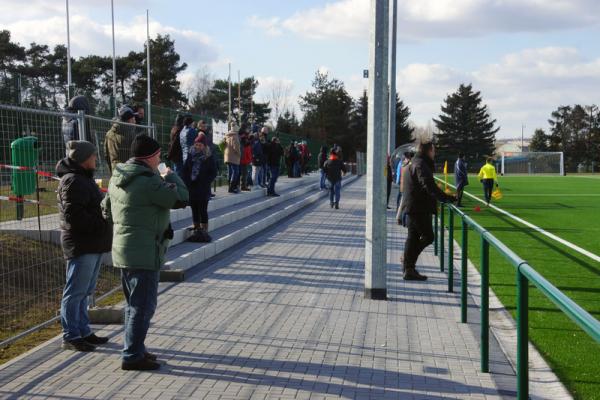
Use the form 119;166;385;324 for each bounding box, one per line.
323;149;347;209
103;134;189;371
57;140;112;352
266;136;284;196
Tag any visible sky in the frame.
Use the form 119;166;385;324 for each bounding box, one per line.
2;0;600;139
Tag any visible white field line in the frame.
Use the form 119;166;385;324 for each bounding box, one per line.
500;194;600;197
435;177;600;263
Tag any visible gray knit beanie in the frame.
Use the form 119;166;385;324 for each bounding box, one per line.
67;140;97;164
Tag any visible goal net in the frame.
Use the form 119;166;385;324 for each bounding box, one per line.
501;152;564;175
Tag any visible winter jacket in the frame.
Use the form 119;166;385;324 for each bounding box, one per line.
224;131;241;165
105;122;135;174
241;142;253;165
323;155;347;183
478;162;497;181
62;96;90;145
179;125;198;164
102;160;189;271
182;148;217;202
252;140;265;166
167;126;183;164
455;158;469;188
267;142;284;167
401;153;454;215
56;158;112;259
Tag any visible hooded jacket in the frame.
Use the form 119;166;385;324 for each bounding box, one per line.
401;153;454;215
224;131;241;165
105;122;135;173
56;158;112;259
102;160;189;270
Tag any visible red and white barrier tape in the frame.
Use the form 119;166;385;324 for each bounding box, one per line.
0;163;107;192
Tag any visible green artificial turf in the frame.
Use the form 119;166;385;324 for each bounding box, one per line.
440;175;600;400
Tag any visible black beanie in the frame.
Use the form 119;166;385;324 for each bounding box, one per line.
131;134;161;159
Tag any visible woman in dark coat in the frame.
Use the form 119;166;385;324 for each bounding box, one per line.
182;133;217;242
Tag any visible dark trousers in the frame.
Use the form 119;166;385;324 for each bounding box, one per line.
386;179;392;205
121;269;159;363
239;164;250;189
482;179;494;203
191;198;209;225
268;166;280;194
456;184;465;205
403;213;434;270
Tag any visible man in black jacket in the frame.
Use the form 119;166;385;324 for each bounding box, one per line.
401;140;455;280
266;136;284;196
323;149;347;209
57;141;112;351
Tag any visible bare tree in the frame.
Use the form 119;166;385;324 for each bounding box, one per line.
267;79;292;126
186;66;214;109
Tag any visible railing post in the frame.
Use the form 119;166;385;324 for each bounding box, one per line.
461;218;468;323
440;205;445;272
447;206;454;292
481;236;490;373
433;213;438;256
517;267;529;400
77;110;87;142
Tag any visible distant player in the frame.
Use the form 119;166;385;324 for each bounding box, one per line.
477;157;498;206
454;152;468;207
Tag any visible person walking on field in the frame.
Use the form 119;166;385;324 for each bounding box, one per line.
455;152;469;207
323;149;347;209
401;140;455;281
224;125;241;193
57;141;112;352
182;133;217;242
477;157;498;206
102;134;189;371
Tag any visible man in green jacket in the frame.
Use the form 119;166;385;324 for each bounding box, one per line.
102;134;188;371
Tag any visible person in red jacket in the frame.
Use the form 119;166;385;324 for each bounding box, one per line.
239;132;253;191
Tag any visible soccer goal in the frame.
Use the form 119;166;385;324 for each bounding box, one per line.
500;152;564;175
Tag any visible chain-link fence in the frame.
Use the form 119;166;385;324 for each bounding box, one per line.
0;103;154;347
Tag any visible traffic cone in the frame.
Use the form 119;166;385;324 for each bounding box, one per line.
474;205;481;212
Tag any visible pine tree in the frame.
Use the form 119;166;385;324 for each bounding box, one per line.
433;83;498;169
348;90;368;152
529;128;549;151
394;94;414;147
276;109;301;135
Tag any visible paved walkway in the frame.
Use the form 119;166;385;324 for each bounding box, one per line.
0;179;517;399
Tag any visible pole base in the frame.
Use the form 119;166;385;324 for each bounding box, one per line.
364;288;387;300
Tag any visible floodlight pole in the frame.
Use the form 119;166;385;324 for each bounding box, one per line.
146;9;152;126
111;0;117;116
65;0;72;102
228;63;232;130
388;0;398;154
365;0;389;300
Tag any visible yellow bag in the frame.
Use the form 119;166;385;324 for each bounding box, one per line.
492;188;503;200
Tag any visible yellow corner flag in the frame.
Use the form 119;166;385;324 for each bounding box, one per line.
443;161;448;191
443;160;448;175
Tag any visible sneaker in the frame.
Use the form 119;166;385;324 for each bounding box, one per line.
122;358;161;371
83;333;109;345
144;351;158;361
403;268;428;281
62;338;96;352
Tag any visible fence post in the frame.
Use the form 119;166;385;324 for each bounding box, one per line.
447;206;454;292
439;205;445;272
433;213;438;256
481;236;490;373
461;218;468;323
77;110;87;141
517;267;529;399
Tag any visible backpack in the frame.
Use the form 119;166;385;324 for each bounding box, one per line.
167;130;183;163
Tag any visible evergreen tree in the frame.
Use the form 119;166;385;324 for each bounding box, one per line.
276;109;301;135
0;30;26;104
133;34;187;108
529;128;549;151
433;83;499;169
348;90;368;152
394;93;414;147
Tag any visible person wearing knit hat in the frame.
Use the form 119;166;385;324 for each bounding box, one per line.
56;140;112;352
104;106;138;174
102;133;189;371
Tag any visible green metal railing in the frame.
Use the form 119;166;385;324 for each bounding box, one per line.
435;203;600;400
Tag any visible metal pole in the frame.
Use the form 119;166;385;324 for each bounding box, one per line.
521;124;525;151
433;213;438;256
461;217;468;323
228;63;232;129
364;0;389;300
440;205;445;272
111;0;117;116
388;0;398;154
517;268;529;400
447;206;454;292
146;9;152;126
481;237;490;373
65;0;72;102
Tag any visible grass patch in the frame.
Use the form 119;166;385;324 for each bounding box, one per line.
441;175;600;400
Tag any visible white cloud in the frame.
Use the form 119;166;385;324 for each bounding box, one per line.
260;0;600;40
394;47;600;138
247;15;283;37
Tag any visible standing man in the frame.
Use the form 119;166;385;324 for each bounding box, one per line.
266;136;284;197
105;105;137;174
318;145;328;190
102;134;189;371
323;148;347;209
455;152;469;207
252;132;265;190
57;141;112;352
259;126;270;187
133;104;145;125
478;157;498;206
401;140;455;281
179;114;197;167
62;95;91;146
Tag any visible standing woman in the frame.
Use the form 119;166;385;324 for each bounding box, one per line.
182;133;217;242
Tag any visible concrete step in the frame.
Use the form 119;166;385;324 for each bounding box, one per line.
161;175;359;282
